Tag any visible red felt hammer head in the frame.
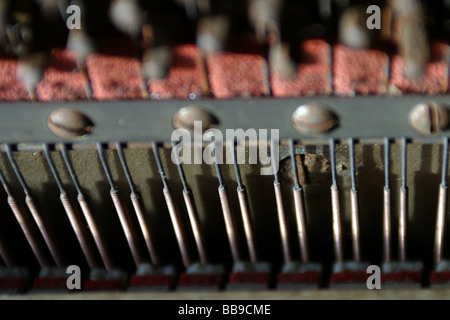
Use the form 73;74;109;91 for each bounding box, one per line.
84;279;127;291
0;277;28;293
207;52;270;98
148;44;209;99
129;274;174;289
333;44;389;95
228;272;270;285
330;271;368;285
179;273;223;288
277;272;321;286
37;49;87;101
271;39;331;97
381;271;422;284
430;271;450;286
0;55;30;101
32;277;69;291
389;42;449;94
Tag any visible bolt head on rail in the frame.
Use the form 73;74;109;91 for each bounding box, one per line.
172;106;218;133
409;102;449;135
291;103;338;136
47;108;94;140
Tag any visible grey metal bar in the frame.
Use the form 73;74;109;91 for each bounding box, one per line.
0;96;449;143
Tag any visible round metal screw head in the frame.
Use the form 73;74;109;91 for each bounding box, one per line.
47;108;93;139
172;106;218;132
409;102;449;135
291;103;338;136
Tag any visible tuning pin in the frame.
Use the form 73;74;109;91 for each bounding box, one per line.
66;29;94;98
176;0;211;20
142;45;173;80
382;139;423;288
247;0;283;43
196;15;230;55
109;0;144;38
17;52;49;100
318;0;332;20
268;41;297;78
65;1;94;97
388;0;429;79
67;29;95;69
397;16;429;79
65;1;93;65
339;6;372;49
35;0;67;20
388;0;422;15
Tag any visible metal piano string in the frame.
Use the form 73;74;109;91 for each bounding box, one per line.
383;138;391;264
96;142;144;269
213;140;240;265
43;144;100;270
0;166;51;269
152;141;191;269
4;144;65;269
0;139;448;293
171;141;208;266
116;142;160;267
0;0;450;297
60;144;114;272
272;138;291;265
229;140;258;264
